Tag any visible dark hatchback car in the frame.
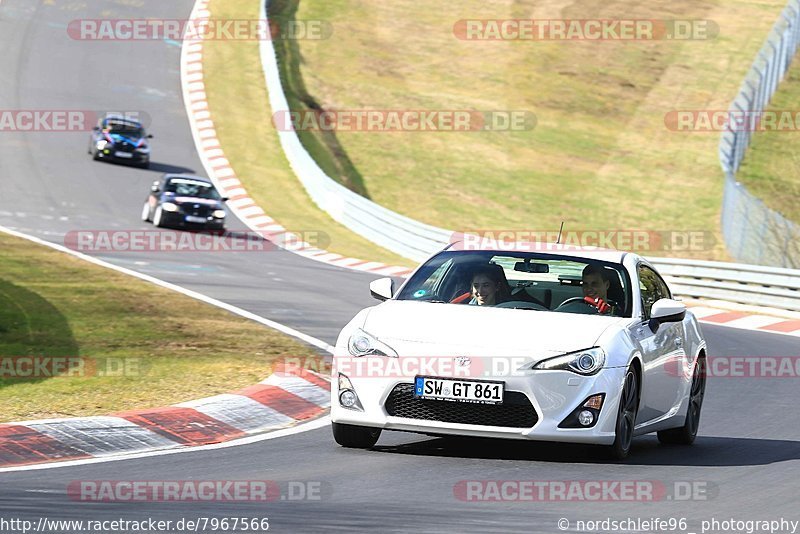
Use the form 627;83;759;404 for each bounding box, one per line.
141;174;228;231
88;114;152;168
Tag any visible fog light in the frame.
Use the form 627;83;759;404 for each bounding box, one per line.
578;410;594;426
339;390;357;408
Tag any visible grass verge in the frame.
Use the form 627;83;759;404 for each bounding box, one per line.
736;55;800;224
268;0;787;261
201;0;413;268
0;230;317;422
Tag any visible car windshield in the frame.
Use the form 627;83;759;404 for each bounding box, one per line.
395;250;632;317
164;179;221;200
104;120;144;137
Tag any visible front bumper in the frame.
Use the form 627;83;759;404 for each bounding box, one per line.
331;364;628;445
159;211;225;230
96;148;149;164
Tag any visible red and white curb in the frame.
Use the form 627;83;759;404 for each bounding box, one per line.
686;301;800;336
0;367;330;468
179;0;412;279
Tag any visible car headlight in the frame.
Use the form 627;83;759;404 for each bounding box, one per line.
161;202;179;212
347;328;398;358
135;145;150;154
212;209;226;219
532;347;606;375
96;140;108;149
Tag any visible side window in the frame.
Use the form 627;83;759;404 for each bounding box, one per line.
638;265;667;319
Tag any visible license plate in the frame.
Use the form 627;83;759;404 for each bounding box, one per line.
114;151;133;158
414;376;504;405
185;215;207;223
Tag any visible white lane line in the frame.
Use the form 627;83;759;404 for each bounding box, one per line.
0;417;330;473
0;225;334;354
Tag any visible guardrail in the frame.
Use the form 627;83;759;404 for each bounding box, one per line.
719;0;800;268
649;258;800;311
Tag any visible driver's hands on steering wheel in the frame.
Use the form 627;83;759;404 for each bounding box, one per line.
584;296;611;314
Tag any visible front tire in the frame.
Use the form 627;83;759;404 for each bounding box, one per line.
658;356;706;445
332;422;381;448
153;206;166;228
608;366;639;460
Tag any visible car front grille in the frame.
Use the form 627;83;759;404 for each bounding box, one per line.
115;143;135;153
384;383;538;428
181;204;212;217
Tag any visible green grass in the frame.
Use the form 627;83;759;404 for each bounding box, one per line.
0;231;318;422
261;0;788;261
736;55;800;224
201;0;412;267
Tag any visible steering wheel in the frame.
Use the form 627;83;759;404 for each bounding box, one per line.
450;292;472;304
494;300;548;311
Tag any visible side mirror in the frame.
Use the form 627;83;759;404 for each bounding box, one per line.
650;298;686;323
150;180;160;193
369;277;394;301
221;197;229;202
147;134;153;139
92;126;100;131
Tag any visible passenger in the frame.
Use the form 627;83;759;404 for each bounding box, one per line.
470;265;511;306
582;264;612;314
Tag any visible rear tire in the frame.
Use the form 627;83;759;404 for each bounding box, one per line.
658;356;706;445
607;366;639;460
332;422;381;448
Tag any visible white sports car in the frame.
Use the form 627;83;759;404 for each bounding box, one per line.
331;245;707;459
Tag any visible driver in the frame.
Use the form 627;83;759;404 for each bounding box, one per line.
582;265;613;314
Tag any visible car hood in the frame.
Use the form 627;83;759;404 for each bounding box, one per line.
162;194;222;207
361;300;625;358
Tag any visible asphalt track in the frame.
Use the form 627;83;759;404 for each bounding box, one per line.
0;1;798;533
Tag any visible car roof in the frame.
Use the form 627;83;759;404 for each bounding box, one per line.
445;242;628;264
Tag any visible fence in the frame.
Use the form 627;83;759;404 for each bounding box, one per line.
719;0;800;268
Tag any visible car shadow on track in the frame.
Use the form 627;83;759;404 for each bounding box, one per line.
371;435;800;466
